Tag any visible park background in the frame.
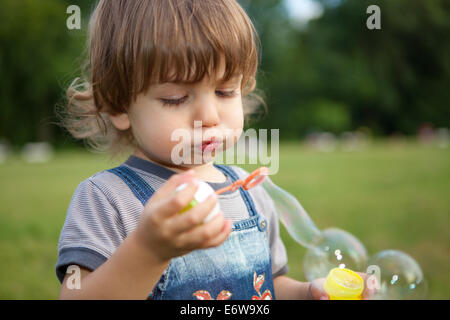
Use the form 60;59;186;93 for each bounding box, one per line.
0;0;449;299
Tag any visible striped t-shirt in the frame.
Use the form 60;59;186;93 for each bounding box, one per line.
55;155;289;284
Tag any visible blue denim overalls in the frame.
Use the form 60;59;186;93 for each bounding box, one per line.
108;164;275;300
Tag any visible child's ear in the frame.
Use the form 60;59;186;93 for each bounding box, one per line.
108;112;130;131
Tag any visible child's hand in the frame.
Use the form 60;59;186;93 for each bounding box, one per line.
309;272;378;300
133;170;232;263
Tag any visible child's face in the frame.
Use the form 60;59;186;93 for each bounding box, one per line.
110;60;244;169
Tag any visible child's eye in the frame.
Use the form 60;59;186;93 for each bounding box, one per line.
160;96;188;107
160;90;238;107
216;90;238;98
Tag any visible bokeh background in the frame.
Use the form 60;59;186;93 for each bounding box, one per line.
0;0;449;299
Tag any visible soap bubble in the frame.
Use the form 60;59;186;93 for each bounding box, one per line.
261;178;322;248
368;250;427;300
304;228;369;281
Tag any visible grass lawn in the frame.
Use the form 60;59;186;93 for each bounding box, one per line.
0;140;449;299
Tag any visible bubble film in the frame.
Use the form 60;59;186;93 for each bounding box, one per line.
368;250;427;299
261;178;322;248
304;228;368;282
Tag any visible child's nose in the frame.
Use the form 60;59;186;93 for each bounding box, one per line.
193;95;220;127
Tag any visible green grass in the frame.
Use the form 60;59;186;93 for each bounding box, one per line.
0;140;449;299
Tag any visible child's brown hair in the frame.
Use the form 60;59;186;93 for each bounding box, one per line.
58;0;266;159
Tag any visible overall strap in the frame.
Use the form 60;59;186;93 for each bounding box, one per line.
107;165;155;206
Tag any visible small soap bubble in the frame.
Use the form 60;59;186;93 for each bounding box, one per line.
368;250;427;300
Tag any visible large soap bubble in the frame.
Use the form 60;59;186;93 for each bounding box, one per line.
368;250;427;299
261;177;322;248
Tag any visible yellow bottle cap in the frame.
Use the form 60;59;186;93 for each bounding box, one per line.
323;267;364;300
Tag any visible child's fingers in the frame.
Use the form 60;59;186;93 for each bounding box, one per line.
200;219;233;249
362;287;377;300
168;193;219;234
310;278;329;300
155;178;201;219
361;273;378;299
176;209;227;249
356;272;378;300
147;170;196;204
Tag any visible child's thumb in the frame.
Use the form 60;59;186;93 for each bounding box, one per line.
146;169;196;204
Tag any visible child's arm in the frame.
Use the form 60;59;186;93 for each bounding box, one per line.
59;171;232;300
273;275;321;300
59;231;168;299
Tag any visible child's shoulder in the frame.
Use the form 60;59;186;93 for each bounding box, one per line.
80;167;123;187
72;167;135;201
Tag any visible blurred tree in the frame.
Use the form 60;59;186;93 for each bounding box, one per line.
245;0;450;137
294;99;351;134
0;0;91;147
0;0;449;147
310;0;450;134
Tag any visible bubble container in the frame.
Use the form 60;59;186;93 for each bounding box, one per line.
324;267;364;300
175;180;220;223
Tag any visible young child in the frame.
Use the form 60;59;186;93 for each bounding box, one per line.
56;0;360;300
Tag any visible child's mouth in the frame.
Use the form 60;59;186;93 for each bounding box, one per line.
201;141;221;153
197;136;223;153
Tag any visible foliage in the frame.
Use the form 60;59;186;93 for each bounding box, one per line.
246;0;450;136
1;0;449;145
